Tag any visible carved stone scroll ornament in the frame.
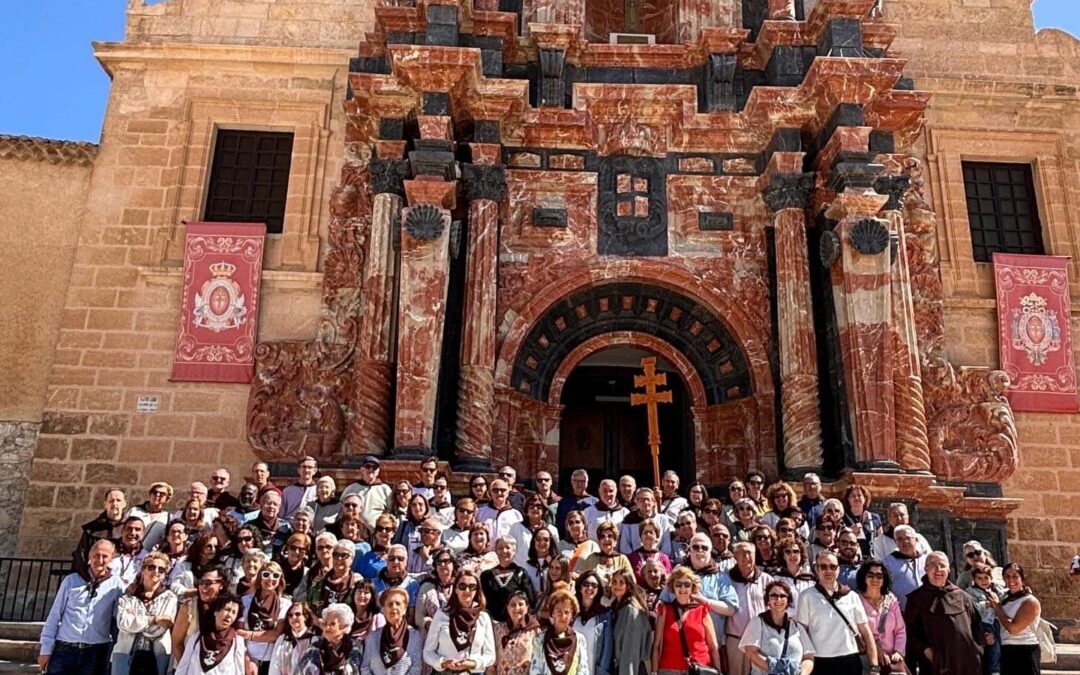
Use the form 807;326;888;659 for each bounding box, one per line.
763;172;815;212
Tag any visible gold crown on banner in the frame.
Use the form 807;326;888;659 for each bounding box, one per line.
208;261;237;277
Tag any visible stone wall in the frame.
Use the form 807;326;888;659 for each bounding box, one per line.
0;422;39;556
888;0;1080;620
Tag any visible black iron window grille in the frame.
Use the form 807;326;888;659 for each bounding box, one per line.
204;129;294;235
962;161;1044;262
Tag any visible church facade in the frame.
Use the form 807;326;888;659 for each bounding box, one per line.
2;0;1080;622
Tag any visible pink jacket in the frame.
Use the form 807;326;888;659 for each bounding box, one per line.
861;593;907;655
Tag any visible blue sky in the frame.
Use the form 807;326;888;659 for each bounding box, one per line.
0;0;1076;143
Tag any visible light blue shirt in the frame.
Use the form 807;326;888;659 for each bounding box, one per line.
40;572;125;655
660;567;740;638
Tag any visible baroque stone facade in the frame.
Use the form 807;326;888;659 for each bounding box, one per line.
6;0;1080;623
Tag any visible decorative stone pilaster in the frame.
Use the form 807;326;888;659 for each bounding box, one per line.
454;164;506;471
764;172;823;476
876;175;932;473
826;188;899;471
391;179;456;459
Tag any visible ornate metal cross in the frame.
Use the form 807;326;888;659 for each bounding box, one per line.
630;356;672;488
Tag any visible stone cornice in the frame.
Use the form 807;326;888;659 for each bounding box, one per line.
93;41;355;77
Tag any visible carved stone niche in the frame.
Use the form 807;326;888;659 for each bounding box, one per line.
585;0;678;44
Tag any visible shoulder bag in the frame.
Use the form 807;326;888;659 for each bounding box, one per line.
872;596;910;675
817;588;867;655
675;604;720;675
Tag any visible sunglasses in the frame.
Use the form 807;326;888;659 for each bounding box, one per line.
817;563;839;571
422;466;437;472
690;544;710;552
420;528;439;535
386;556;406;562
456;583;478;592
144;565;167;574
703;509;720;515
783;548;801;555
778;527;795;534
237;536;254;543
198;578;222;586
966;551;983;558
457;508;475;515
287;545;306;553
211;477;228;482
599;533;616;540
332;552;351;560
767;593;789;601
395;488;411;494
344;502;361;508
580;581;599;589
866;572;885;579
436;559;454;566
376;526;394;534
471;483;486;488
754;535;771;541
748;480;764;486
317;544;333;551
673;581;692;589
499;472;514;478
435;485;447;490
490;488;508;494
261;571;282;580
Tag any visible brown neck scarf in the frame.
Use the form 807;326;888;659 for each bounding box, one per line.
320;634;352;673
503;615;540;649
543;626;577;675
351;607;374;640
247;590;280;632
198;625;237;672
449;606;481;650
379;619;410;669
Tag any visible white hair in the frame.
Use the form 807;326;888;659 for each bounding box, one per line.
387;543;408;557
322;602;355;627
333;541;356;557
572;469;589;480
495;536;517;548
315;532;338;547
316;475;336;491
893;524;916;539
242;549;268;565
803;473;821;483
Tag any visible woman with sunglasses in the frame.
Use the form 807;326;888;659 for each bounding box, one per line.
771;537;815;613
238;561;291;675
761;484;798;532
113;552;178;675
750;525;777;571
808;519;839;563
699;498;724;534
731;498;762;543
468;476;491;507
309;541;362;615
608;569;653;674
527;589;589;675
357;514;398;580
856;561;907;675
268;602;315;675
573;571;612;675
558;510;599;578
361;587;423;675
168;533;220;599
391;481;415;520
686;483;709;521
459;524;499;574
721;482;747;530
171;565;227;663
174;593;247;675
580;521;633;586
651;568;723;675
739;580;815;675
280;533;311;597
744;471;769;517
429;474;455;527
418;549;459;637
492;590;541;675
223;525;262;591
423;569;496;674
443;499;478;555
841;486;882;559
507;497;559;566
161;520;189;567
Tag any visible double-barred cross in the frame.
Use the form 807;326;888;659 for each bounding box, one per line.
630;356;672;487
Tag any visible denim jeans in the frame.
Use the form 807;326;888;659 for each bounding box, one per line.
982;621;1002;674
111;650;171;675
46;641;111;675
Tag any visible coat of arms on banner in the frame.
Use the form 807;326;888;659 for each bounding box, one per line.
994;253;1079;412
172;222;266;383
194;261;248;332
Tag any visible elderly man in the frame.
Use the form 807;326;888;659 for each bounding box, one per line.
328;492;363;538
534;470;560;513
481;537;536;623
250;489;293;557
340;455;393;530
374;544;420;610
477;478;523;542
710;523;736;572
171;482;220;525
872;502;931;560
661;533;739;642
40;539;125;675
280;455;319;521
128;481;172;552
797;473;825;530
554;469;596;536
73;488;127;576
904;551;984;675
669;511;698;566
728;541;775;675
619;487;673;554
206;468;240;510
583;479;628;539
110;516;148;586
883;524;929;610
797;550;878;675
659;470;689;520
408;517;443;574
617;474;638;510
494;465;525;512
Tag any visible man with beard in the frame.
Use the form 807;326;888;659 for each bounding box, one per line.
618;487;673;554
227;483;261;524
374;544;420;619
341;455;393;530
476;478;523;542
872;502;931;560
883;525;929;610
904;552;984;675
797;550;878;675
727;541;775;675
73;488;127;576
40;539;125;675
110;516;148;586
128;481;173;552
251;490;293;557
660;533;739;652
281;455;319;521
206;469;240;511
583;479;628;539
836;528;864;590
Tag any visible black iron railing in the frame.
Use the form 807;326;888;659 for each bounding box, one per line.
0;558;70;622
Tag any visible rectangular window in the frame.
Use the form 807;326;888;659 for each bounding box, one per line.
962;161;1044;262
204;130;293;234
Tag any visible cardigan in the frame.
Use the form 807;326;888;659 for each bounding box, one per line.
113;590;179;657
422;609;496;672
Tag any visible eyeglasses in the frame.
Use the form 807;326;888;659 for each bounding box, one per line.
817;563;839;571
499;472;514;478
456;583;478;592
344;502;361;508
237;535;254;543
457;508;475;515
690;544;710;552
376;526;394;534
783;548;801;555
317;544;334;551
599;533;616;540
420;528;439;535
865;572;885;579
673;581;692;589
144;565;167;574
703;508;720;515
754;535;771;541
422;466;437;473
490;488;508;494
966;550;983;558
387;556;406;562
211;477;228;482
198;578;222;586
435;485;447;490
436;559;454;566
537;477;552;483
748;480;764;486
332;552;351;560
261;571;282;580
678;522;694;528
767;593;789;601
471;482;486;488
712;532;730;539
395;488;411;494
287;545;307;553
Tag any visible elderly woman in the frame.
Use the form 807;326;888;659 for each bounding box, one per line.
309;541;362;614
856;560;906;674
842;486;882;558
297;532;337;600
481;537;537;623
739;580;814;675
820;499;846;527
460;524;499;574
580;522;633;586
280;534;311;597
174;593;247;675
298;603;363;674
731;498;762;543
361;587;423;675
423;569;496;674
235;548;269;598
627;519;671;585
308;476;341;534
651;568;724;675
268;601;315;675
527;589;591;675
956;541;1004;590
238;561;291;675
113;552;178;675
492;590;541;675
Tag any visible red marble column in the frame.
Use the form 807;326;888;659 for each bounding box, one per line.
350;191;401;456
827;189;899;470
393;180;456;456
454;164;506;470
764;172;823;476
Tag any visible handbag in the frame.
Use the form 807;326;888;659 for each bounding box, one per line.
674;604;721;675
1036;618;1057;664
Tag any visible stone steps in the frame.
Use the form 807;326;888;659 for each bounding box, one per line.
0;661;36;674
0;640;37;666
0;623;40;670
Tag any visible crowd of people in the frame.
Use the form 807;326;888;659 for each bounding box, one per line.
41;456;1047;675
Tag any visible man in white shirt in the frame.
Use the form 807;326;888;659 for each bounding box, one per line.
340;455;393;530
871;502;931;560
110;516;148;586
882;525;928;610
171;481;219;524
583;479;628;539
796;550;879;675
618;487;673;554
659;470;689;520
617;474;637;510
476;479;523;542
727;541;774;675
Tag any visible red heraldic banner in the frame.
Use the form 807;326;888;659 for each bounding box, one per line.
993;253;1079;412
171;222;266;383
